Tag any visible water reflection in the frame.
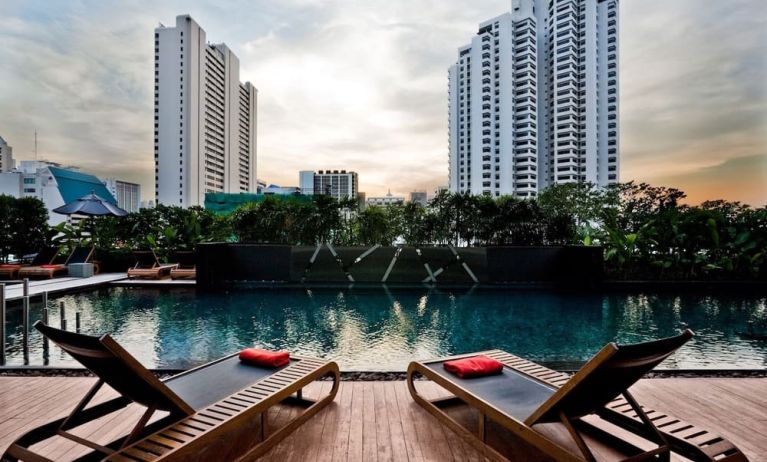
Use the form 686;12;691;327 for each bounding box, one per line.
2;287;765;370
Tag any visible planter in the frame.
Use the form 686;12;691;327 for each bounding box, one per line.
197;243;603;289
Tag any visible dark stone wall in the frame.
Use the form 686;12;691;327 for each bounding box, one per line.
197;243;603;288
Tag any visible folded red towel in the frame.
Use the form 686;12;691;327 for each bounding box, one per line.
239;348;290;368
0;264;20;268
443;355;504;379
40;265;60;269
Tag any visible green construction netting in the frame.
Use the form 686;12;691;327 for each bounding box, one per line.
204;192;314;215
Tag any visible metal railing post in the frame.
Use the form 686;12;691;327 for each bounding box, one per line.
22;296;30;365
42;293;49;358
0;283;5;366
23;278;29;297
75;312;81;333
60;301;67;331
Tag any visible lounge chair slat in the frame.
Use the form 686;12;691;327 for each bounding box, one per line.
122;447;159;461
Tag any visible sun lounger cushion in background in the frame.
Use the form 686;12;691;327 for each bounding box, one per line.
443;355;504;378
239;348;291;368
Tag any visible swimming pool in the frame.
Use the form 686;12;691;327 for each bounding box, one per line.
3;287;766;370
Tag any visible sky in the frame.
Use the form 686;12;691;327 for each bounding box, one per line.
0;0;765;205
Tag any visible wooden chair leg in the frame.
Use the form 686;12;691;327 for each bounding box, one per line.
559;411;597;462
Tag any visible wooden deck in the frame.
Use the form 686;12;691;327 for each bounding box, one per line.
1;273;127;302
0;377;763;461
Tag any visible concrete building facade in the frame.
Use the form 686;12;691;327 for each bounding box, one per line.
154;14;257;207
103;178;141;213
448;0;619;197
0;136;14;173
299;170;358;201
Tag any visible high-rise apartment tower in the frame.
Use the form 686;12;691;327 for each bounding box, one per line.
154;15;257;207
448;0;619;197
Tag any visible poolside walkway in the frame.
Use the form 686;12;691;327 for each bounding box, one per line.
0;377;763;461
1;273;127;302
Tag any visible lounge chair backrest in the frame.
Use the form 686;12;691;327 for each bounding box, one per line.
30;247;59;266
133;250;160;269
171;251;196;268
34;321;193;416
66;246;94;265
527;329;694;425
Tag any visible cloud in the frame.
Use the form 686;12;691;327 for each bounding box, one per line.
0;0;765;203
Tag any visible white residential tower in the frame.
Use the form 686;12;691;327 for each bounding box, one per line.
448;0;619;197
154;15;258;207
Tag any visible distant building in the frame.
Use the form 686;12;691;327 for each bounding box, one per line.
155;14;258;207
140;200;155;209
0;136;14;173
367;190;405;207
298;171;315;195
435;185;448;196
263;184;301;195
0;160;117;226
103;179;141;213
299;170;358;201
448;0;619;197
409;191;428;206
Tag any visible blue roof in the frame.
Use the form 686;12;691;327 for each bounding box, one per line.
48;166;117;205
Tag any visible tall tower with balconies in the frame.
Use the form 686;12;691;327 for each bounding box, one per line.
448;0;619;197
154;15;258;207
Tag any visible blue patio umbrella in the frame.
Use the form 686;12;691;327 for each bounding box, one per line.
53;192;128;217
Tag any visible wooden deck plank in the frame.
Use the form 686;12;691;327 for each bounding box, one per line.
0;377;764;461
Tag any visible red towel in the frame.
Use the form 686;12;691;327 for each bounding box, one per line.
40;264;60;269
239;348;290;368
0;264;20;268
443;355;504;379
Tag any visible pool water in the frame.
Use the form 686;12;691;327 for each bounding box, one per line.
3;287;766;370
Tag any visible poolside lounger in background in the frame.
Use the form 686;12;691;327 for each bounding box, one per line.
3;321;340;462
408;331;748;462
17;246;89;279
127;249;177;279
0;247;61;279
169;250;196;280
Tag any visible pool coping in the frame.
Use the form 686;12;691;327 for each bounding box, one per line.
2;367;766;380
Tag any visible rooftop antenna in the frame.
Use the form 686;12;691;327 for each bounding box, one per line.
34;130;37;160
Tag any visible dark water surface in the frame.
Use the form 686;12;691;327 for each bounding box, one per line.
3;287;765;370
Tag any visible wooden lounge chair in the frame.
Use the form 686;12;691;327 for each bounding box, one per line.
3;321;340;462
0;247;60;279
127;250;177;279
408;331;748;462
16;247;76;279
169;251;196;280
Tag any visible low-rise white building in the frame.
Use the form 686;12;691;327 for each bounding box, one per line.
103;178;141;213
0;160;117;226
367;190;405;207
